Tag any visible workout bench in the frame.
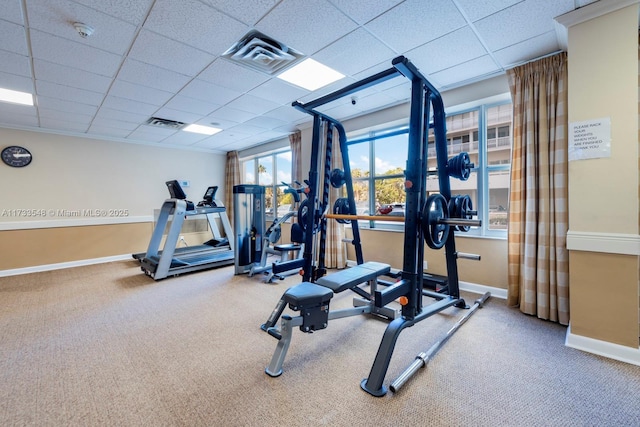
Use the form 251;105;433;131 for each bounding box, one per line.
261;261;399;377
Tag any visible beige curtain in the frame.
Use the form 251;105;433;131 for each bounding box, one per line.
325;124;347;269
506;52;569;325
225;151;240;228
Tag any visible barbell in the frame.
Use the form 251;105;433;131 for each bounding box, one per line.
324;195;480;250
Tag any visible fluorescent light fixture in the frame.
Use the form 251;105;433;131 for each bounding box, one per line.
277;58;344;91
183;124;222;135
0;88;33;106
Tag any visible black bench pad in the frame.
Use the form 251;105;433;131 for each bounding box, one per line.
316;261;391;293
283;282;333;310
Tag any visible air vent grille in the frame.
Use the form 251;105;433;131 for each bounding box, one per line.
146;117;185;129
222;30;304;75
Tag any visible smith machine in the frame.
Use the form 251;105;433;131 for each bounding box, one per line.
261;56;490;396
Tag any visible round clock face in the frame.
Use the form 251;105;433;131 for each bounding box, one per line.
1;146;32;168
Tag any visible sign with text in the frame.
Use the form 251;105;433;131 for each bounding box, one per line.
568;117;611;161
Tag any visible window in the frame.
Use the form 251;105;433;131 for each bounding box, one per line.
241;149;292;219
347;99;512;236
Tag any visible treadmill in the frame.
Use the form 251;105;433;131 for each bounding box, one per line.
139;181;235;280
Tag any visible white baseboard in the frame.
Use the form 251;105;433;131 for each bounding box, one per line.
0;254;133;277
459;281;507;299
565;324;640;366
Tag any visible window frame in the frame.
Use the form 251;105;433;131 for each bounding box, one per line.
241;148;293;221
346;93;512;238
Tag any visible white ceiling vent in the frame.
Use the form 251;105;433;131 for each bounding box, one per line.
146;117;185;129
222;30;304;75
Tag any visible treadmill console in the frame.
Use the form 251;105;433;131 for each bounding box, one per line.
166;180;195;211
198;186;218;207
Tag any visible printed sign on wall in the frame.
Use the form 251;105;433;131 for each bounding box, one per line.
568;117;611;161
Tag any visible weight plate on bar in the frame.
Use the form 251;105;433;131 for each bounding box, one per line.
421;194;449;249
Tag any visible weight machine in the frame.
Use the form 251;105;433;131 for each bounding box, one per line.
262;56;489;396
248;181;307;283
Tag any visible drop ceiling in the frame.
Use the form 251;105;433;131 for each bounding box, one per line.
0;0;599;154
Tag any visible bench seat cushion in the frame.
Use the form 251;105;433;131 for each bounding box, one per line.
283;282;333;310
316;261;390;293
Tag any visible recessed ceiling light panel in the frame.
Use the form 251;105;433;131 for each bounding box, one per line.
277;58;344;91
0;88;33;106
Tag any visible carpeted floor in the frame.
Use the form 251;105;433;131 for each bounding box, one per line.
1;260;639;426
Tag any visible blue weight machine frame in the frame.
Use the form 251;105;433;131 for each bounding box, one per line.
292;56;468;396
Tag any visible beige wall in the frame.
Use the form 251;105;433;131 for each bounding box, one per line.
345;228;507;289
0;127;227;271
565;4;639;347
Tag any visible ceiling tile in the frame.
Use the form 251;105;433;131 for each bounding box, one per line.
117;59;192;93
0;103;37;117
473;0;574;51
198;58;270;93
26;0;138;55
39;117;89;132
256;0;358;55
0;18;28;55
313;28;397;76
0;70;33;93
127;125;178;141
90;117;140;131
242;115;288;130
226;94;280;115
327;0;404;24
407;26;489;74
128;30;216;77
102;95;160;115
160;131;208;146
36;80;105;106
93;107;149;124
431;55;501;88
454;0;523;22
365;0;466;52
38;107;93;125
70;0;154;25
248;79;308;105
201;0;279;26
3;0;24;25
493;31;560;68
162;94;219;116
109;80;174;106
29;30;122;77
34;59;111;93
0;50;30;77
87;125;132;138
262;105;310;124
0;111;39;127
179;79;241;105
144;0;248;55
208;106;255;124
37;96;98;116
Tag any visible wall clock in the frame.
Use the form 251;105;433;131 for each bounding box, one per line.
1;146;32;168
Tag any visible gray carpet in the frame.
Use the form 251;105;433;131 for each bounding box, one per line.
1;260;639;426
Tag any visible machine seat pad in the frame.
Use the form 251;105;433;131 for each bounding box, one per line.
283;282;333;310
316;261;391;293
274;243;302;252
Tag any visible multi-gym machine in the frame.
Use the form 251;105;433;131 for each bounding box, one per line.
261;56;490;396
